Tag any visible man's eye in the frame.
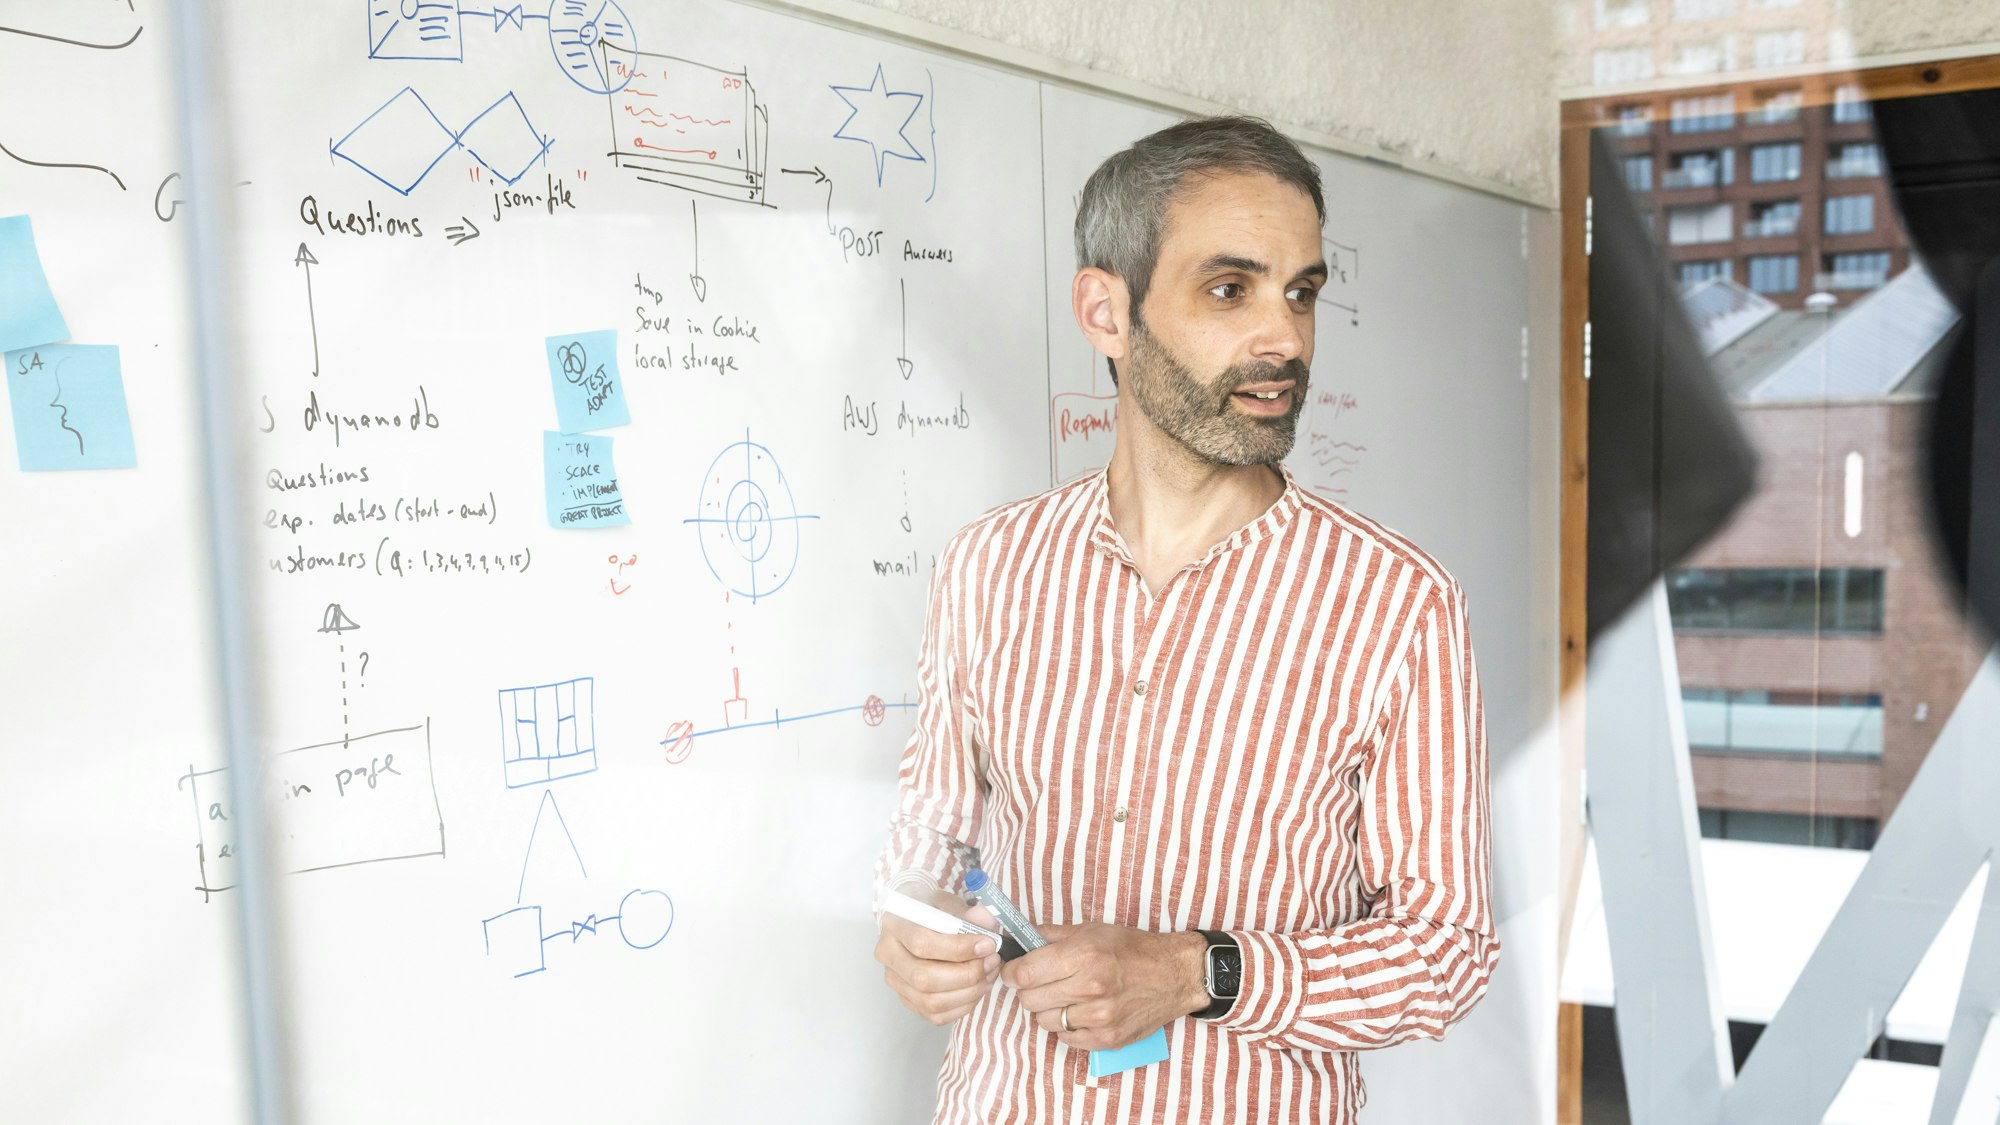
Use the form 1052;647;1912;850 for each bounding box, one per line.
1287;285;1318;304
1208;283;1243;300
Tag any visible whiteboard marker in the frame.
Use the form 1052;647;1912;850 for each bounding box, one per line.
963;868;1047;953
881;887;1004;948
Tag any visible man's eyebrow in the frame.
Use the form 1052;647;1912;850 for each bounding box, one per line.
1194;253;1269;276
1193;254;1330;282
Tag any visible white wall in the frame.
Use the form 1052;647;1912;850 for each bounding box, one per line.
843;0;1562;203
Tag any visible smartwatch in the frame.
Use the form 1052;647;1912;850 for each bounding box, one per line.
1196;929;1241;1020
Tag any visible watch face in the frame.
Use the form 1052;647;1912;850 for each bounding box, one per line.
1208;947;1243;997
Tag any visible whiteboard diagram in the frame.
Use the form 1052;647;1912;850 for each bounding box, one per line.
683;432;818;603
602;42;770;206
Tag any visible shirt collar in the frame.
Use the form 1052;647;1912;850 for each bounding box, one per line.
1086;465;1304;570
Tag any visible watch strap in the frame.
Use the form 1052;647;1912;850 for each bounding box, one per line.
1195;929;1241;1020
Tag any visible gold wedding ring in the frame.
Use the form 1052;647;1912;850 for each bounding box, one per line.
1060;1006;1074;1033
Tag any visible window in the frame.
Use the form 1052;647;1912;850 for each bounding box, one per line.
1823;251;1891;289
1827;142;1882;178
1832;84;1873;123
1595;47;1656;85
1673;0;1736;19
1682;689;1885;758
1746;199;1801;237
1664;148;1733;188
1670;94;1735;132
1698;808;1877;850
1669;203;1733;244
1750;142;1802;182
1748;88;1802;124
1610;103;1654;136
1824;194;1875;235
1753;30;1805;68
1671;38;1735;76
1748;254;1800;292
1679;259;1730;286
1667;567;1885;633
1622;156;1654;192
1595;0;1651;28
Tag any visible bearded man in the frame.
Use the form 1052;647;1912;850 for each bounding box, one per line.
874;115;1500;1125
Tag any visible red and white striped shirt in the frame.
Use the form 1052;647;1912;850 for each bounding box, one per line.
877;467;1499;1124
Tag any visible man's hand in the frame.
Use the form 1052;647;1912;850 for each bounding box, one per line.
875;885;1003;1026
1002;923;1209;1051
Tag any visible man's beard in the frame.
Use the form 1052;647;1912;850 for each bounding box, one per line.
1124;319;1310;467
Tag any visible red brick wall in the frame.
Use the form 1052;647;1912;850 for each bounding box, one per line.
1676;399;1988;823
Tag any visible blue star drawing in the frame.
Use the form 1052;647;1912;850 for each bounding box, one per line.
830;63;925;186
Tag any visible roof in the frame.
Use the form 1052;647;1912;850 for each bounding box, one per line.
1683;275;1780;356
1739;264;1962;402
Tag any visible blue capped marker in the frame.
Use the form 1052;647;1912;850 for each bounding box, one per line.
964;868;1047;954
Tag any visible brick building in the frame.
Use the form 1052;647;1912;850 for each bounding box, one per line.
1591;71;1908;311
1664;269;1989;846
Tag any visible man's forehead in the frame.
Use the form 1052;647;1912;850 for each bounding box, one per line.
1158;171;1322;267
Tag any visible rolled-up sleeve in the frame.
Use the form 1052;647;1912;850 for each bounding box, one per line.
1215;579;1500;1050
873;536;986;903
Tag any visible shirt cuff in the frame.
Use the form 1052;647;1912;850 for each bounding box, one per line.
1211;929;1306;1043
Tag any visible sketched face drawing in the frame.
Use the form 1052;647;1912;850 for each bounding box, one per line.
1123;170;1322;467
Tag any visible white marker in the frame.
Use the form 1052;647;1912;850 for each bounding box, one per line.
881;887;1004;948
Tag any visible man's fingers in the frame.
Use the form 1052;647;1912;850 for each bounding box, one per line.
962;903;1000;933
1000;942;1078;991
885;968;996;1025
882;914;995;963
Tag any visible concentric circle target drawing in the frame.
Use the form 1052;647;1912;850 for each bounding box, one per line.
684;432;819;603
547;0;638;95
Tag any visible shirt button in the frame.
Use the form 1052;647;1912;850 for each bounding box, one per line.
1133;680;1148;697
1113;807;1128;823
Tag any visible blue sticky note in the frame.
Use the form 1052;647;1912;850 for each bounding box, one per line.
1089;1026;1170;1078
6;344;135;471
543;430;630;528
0;215;71;352
545;329;629;433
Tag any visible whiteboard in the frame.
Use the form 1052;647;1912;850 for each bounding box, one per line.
0;1;1552;1122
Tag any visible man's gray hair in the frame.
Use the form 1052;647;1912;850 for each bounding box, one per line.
1075;116;1325;325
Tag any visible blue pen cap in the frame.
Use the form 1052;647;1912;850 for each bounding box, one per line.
964;868;989;892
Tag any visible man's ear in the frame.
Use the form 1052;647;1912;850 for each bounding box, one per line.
1072;268;1130;367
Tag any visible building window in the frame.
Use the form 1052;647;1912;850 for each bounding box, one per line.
1622;156;1654;192
1683;689;1886;758
1827;142;1883;178
1671;38;1736;76
1698;808;1878;850
1669;203;1734;244
1748;88;1802;124
1610;103;1654;136
1748;254;1800;293
1752;30;1805;68
1679;259;1730;287
1824;194;1875;235
1823;250;1892;289
1746;199;1801;237
1670;93;1735;132
1595;0;1651;28
1832;84;1873;123
1595;47;1657;85
1665;148;1734;188
1667;567;1885;633
1673;0;1736;20
1750;142;1802;182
